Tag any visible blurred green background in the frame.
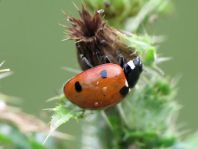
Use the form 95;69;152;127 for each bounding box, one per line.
0;0;197;140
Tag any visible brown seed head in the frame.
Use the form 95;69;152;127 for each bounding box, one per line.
67;7;137;70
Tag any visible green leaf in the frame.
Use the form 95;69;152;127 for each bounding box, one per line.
30;139;47;149
44;101;84;143
0;61;12;80
0;133;12;143
0;124;47;149
119;32;157;65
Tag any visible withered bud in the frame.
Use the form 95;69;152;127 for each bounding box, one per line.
67;7;137;70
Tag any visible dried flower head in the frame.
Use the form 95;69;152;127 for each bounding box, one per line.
66;7;137;70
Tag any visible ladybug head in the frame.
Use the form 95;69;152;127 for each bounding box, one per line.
123;56;143;88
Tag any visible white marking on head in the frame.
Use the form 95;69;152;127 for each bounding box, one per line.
125;80;129;87
127;60;135;70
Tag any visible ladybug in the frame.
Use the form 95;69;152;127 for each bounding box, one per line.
64;56;143;109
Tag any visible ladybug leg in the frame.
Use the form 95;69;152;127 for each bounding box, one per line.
118;55;125;68
102;56;111;63
80;54;93;68
76;43;93;68
95;50;102;63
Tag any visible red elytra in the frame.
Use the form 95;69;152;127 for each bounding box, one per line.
64;63;129;109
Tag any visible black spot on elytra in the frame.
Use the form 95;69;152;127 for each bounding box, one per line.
120;86;129;96
75;81;82;92
100;70;107;78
